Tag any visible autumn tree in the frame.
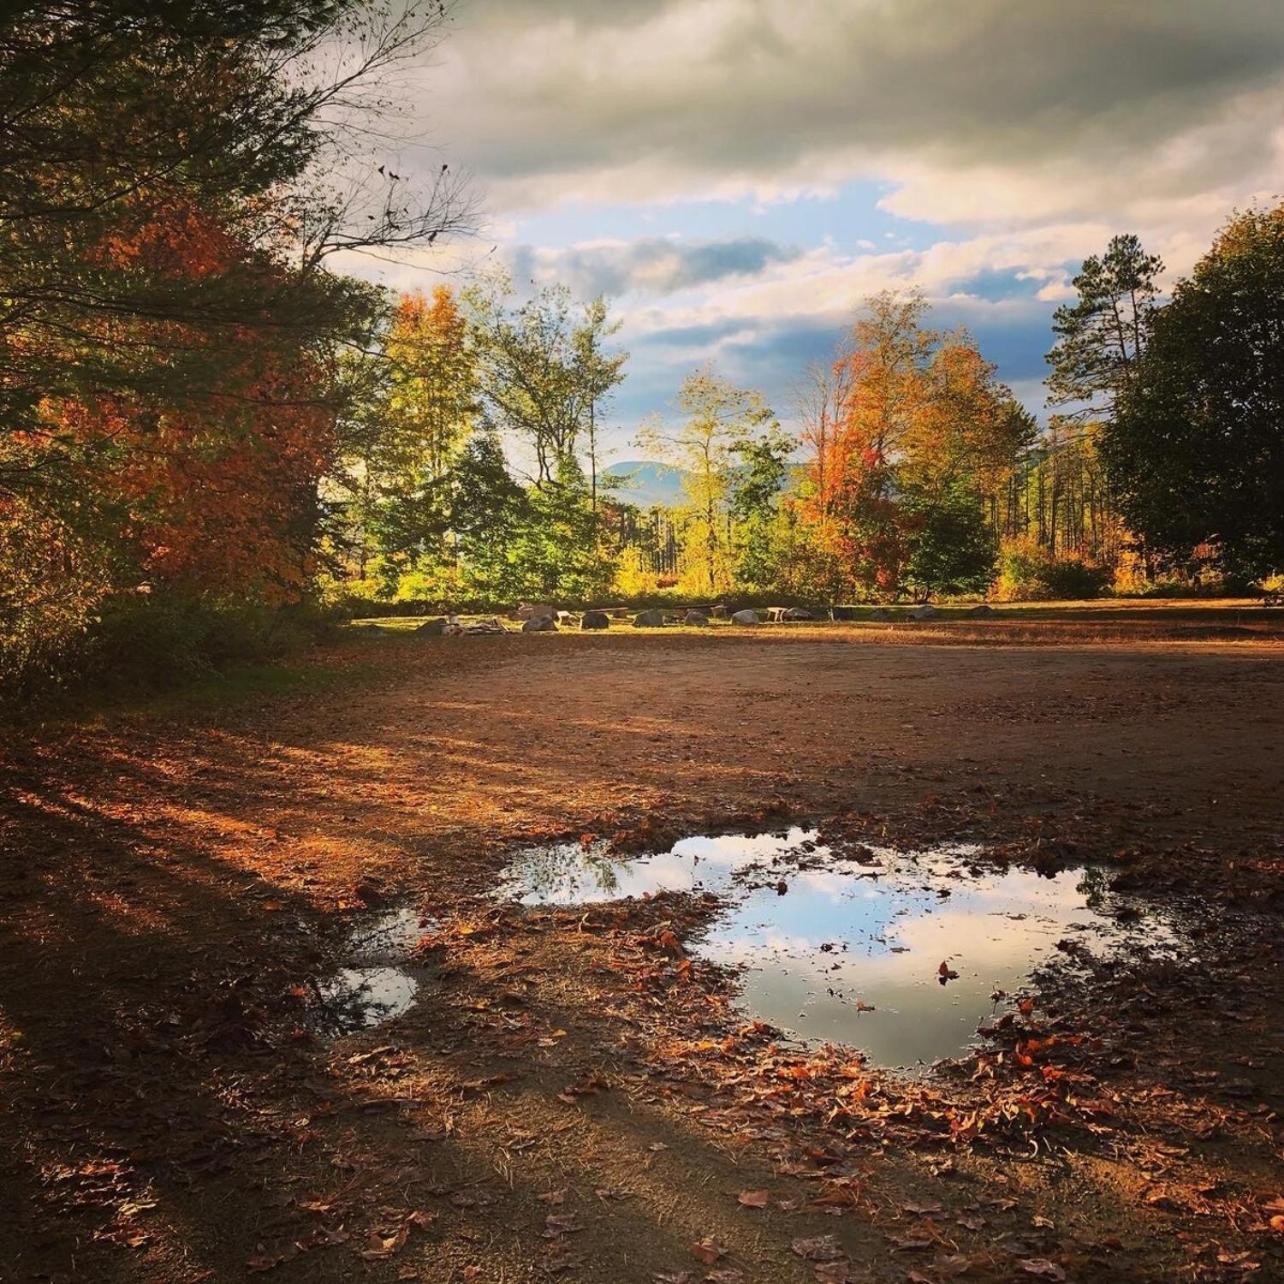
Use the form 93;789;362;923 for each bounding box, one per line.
804;292;1017;598
0;0;473;686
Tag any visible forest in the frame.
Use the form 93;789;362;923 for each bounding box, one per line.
1;0;1281;700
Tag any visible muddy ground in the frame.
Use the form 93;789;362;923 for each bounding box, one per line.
1;615;1282;1283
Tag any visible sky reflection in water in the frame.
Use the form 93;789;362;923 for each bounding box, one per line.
498;827;1170;1069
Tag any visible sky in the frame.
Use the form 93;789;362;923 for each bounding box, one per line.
343;0;1284;459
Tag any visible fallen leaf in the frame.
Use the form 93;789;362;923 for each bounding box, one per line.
1017;1260;1067;1281
690;1238;727;1265
737;1189;769;1209
792;1235;845;1262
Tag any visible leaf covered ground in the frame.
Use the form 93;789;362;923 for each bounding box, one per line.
1;617;1281;1282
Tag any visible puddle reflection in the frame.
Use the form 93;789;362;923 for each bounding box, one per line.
497;829;1174;1069
308;906;433;1036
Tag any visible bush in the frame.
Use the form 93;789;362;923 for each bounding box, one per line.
995;537;1111;600
1;590;339;708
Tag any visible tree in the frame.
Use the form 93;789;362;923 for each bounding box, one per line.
900;484;997;601
802;292;1019;598
1046;234;1163;416
574;298;629;512
637;367;775;596
450;428;528;602
1101;205;1284;583
730;430;793;589
468;281;625;487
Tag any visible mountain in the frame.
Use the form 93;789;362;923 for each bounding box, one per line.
601;460;689;508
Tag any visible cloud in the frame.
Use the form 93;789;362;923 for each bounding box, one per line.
419;0;1284;223
509;236;803;297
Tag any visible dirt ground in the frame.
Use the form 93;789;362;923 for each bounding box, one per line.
2;613;1282;1283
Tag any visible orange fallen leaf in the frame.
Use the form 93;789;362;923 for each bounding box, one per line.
737;1189;769;1208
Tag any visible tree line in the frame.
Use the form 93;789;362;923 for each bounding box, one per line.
1;0;1280;695
323;206;1283;613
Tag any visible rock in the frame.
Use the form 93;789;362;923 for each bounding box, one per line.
683;610;710;627
581;610;610;630
910;604;939;620
968;604;994;615
516;602;556;622
868;608;892;621
416;617;448;636
781;607;814;621
522;615;557;632
710;604;730;619
464;617;506;635
633;609;666;628
730;609;760;625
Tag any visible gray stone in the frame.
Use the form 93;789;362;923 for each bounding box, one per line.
581;610;611;630
730;609;760;625
522;615;557;632
781;607;814;621
968;604;994;616
633;609;666;628
683;610;710;627
416;617;448;636
910;604;939;620
464;617;506;635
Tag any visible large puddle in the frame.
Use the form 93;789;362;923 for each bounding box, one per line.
307;906;433;1036
497;828;1174;1070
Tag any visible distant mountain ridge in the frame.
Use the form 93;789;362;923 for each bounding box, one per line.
601;460;689;508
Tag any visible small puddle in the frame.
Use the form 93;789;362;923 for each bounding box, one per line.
497;828;1174;1070
307;906;433;1036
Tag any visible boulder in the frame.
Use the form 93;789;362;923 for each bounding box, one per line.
516;602;556;622
910;604;939;620
416;617;448;636
522;615;557;633
730;609;760;626
633;609;666;628
683;610;710;627
710;604;730;619
464;617;506;635
968;604;994;616
781;607;814;621
581;610;611;630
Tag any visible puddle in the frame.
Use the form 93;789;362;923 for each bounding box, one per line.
307;906;433;1036
497;828;1175;1070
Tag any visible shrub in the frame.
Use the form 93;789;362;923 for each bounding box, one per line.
995;537;1111;600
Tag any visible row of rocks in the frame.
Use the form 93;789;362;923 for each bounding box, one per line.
415;600;999;636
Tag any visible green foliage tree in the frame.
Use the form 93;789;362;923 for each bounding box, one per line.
900;483;998;601
730;430;793;589
450;428;529;602
1101;205;1284;584
1046;234;1163;416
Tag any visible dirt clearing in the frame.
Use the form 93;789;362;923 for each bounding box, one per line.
2;617;1282;1282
